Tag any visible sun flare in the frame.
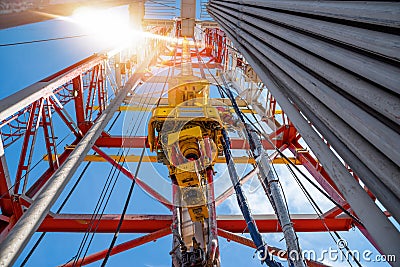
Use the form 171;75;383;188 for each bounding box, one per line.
70;7;139;46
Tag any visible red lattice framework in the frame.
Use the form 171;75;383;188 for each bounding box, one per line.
0;28;377;265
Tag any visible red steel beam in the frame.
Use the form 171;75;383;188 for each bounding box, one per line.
85;65;100;121
48;97;82;138
95;136;280;150
92;146;173;210
14;100;42;194
169;52;199;57
38;214;352;233
217;228;328;267
218;228;283;256
72;75;86;129
41;99;59;171
322;204;350;219
205;136;219;262
95;136;149;148
206;140;217;223
217;215;353;233
0;145;18;242
288;141;345;205
25;140;78;198
62;227;171;267
39;214;172;233
0;146;12;216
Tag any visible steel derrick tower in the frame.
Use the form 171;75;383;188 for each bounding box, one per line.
0;1;399;267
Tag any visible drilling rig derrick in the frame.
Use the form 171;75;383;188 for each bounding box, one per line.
148;39;223;267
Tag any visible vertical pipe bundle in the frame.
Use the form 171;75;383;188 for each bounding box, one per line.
221;129;282;267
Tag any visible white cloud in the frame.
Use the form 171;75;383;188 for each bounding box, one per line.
220;163;334;216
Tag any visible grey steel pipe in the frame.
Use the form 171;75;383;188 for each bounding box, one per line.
286;87;400;223
0;47;159;266
241;43;400;222
210;4;400;96
220;73;304;266
211;0;400;27
208;8;400;259
210;2;400;124
247;45;400;221
208;5;400;198
220;129;282;267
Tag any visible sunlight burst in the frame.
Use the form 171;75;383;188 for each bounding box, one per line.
70;7;138;46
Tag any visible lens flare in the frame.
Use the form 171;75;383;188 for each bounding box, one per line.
69;7;138;46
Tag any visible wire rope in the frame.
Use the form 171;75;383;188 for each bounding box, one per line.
69;79;154;265
77;70;161;265
70;81;155;266
0;34;89;47
97;49;173;266
101;147;145;266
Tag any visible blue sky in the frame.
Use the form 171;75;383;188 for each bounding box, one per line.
0;3;395;267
